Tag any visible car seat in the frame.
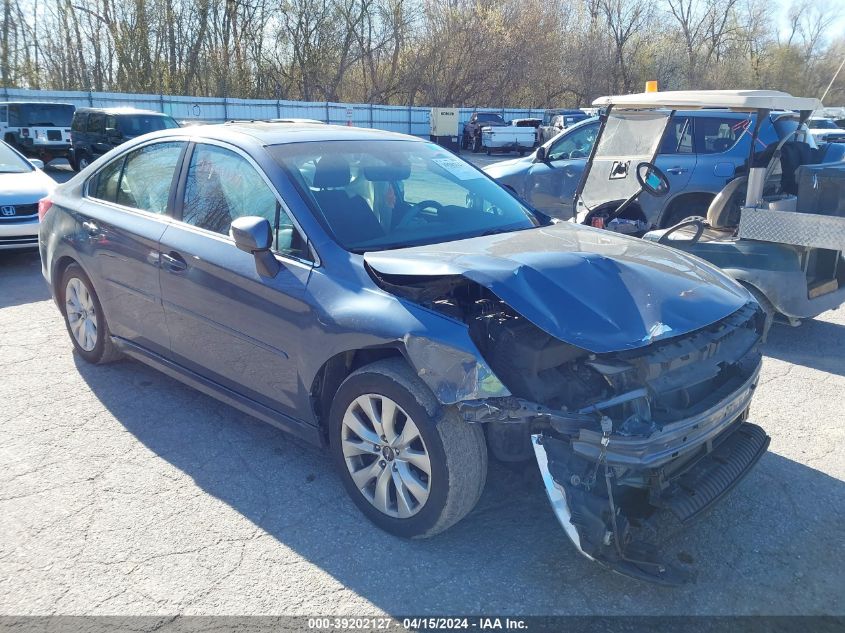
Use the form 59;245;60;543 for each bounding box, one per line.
311;156;385;245
644;176;748;245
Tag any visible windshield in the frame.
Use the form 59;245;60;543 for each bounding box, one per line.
0;143;33;173
578;111;669;211
810;119;840;129
476;113;504;123
11;103;74;127
116;115;179;136
270;140;542;252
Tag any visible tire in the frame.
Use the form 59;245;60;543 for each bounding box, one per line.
75;151;92;171
486;147;492;156
59;263;122;364
472;134;482;153
329;358;487;539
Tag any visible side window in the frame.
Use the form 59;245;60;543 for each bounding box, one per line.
0;106;6;123
182;144;308;258
695;116;749;154
89;157;125;202
87;113;104;133
660;116;693;154
548;123;598;161
115;142;184;213
104;116;118;133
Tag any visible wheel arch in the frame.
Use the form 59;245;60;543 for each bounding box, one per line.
310;345;409;444
51;255;83;313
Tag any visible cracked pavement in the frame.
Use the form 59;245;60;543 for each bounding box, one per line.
1;212;844;615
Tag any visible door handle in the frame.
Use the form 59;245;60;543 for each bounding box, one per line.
666;167;688;175
81;220;100;236
161;252;188;273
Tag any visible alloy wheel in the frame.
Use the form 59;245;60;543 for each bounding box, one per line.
65;277;98;352
341;393;432;518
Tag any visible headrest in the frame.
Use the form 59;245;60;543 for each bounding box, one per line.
313;155;351;189
706;176;747;229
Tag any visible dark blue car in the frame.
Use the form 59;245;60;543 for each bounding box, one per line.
39;123;770;583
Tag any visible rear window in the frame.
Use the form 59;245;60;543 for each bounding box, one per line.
71;113;87;132
116;115;179;136
476;113;504;123
9;103;74;127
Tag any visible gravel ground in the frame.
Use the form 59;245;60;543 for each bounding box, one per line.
0;159;842;616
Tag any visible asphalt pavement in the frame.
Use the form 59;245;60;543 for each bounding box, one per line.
0;158;842;616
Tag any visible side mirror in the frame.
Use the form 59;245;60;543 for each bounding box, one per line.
230;216;280;278
28;158;45;170
534;146;548;162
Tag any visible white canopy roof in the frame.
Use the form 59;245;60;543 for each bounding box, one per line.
592;90;821;112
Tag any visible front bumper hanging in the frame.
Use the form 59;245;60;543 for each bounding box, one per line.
531;419;770;585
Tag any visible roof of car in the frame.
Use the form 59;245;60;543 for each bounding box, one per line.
177;121;420;145
74;107;173;116
0;101;75;106
592;90;821;112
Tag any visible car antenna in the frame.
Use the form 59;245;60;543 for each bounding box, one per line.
813;53;845;118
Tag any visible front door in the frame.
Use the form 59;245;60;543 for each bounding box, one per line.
524;121;598;220
158;142;314;417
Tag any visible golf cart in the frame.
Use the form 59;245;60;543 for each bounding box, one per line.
572;89;845;326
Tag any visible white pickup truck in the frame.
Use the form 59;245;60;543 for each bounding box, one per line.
481;118;538;156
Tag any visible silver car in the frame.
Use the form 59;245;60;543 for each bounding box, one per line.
0;141;55;250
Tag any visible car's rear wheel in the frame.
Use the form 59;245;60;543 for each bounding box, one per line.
329;359;487;538
60;264;121;364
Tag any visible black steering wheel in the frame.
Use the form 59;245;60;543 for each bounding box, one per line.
395;199;444;230
636;162;670;197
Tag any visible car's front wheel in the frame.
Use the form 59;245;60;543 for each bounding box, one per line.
329;359;487;538
75;152;92;171
60;263;122;364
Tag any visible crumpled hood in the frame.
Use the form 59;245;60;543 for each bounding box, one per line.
364;223;751;354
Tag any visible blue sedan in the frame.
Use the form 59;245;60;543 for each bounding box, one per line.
39;122;769;583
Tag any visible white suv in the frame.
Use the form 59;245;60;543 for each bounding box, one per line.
0;102;74;163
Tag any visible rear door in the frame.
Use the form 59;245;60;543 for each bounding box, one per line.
77;140;186;356
655;114;697;191
158;141;314;417
523;121;598;220
691;115;752;189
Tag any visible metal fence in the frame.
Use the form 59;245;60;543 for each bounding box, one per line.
0;87;547;137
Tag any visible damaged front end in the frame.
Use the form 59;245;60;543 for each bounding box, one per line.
458;291;768;585
366;240;770;585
